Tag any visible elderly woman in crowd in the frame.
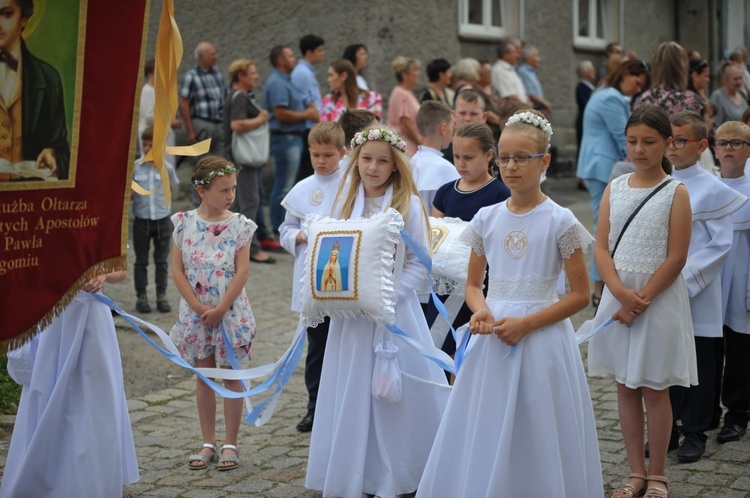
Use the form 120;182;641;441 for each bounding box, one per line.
577;59;651;307
711;62;749;126
320;59;382;123
388;56;422;156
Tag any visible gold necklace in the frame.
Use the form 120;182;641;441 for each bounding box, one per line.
503;195;546;259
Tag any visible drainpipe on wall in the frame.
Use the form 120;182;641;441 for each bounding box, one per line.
519;0;525;41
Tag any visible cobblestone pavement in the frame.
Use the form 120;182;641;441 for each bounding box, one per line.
2;177;750;497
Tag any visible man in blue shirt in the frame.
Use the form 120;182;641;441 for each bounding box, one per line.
291;34;325;182
516;46;552;116
263;45;319;233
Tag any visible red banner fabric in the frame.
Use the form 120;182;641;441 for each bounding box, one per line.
0;0;149;351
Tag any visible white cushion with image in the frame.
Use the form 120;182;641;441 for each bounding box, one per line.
301;209;404;327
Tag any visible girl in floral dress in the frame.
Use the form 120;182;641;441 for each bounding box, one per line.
170;156;257;471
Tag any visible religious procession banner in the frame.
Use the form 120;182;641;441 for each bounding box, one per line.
0;0;150;351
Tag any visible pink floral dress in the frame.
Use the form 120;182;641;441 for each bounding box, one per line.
169;210;257;367
320;91;383;122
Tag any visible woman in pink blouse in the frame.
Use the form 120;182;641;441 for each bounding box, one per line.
320;59;382;123
388;57;422;156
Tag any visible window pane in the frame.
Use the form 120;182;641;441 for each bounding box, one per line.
578;0;589;37
469;0;483;25
492;0;503;27
596;0;605;39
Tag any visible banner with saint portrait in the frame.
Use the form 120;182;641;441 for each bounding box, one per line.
0;0;150;350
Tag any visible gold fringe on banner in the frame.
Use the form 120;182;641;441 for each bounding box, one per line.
134;0;210;202
0;256;127;354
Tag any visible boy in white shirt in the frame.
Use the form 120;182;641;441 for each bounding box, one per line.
279;122;346;433
411;101;459;211
715;121;750;444
667;111;746;462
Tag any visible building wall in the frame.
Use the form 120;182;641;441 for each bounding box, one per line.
144;0;682;166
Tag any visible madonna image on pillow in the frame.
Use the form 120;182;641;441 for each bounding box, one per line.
315;235;357;295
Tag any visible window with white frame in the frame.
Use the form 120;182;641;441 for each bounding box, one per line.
573;0;622;50
458;0;507;40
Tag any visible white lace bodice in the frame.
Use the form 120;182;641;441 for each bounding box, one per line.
459;199;593;306
608;174;680;274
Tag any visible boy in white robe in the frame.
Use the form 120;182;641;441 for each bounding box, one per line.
279;122;346;432
667;111;747;462
716;121;750;444
411;101;459;212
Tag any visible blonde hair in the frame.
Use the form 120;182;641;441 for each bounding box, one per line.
309;122;345;149
716;121;750;141
392;56;421;83
228;59;255;83
502;109;550;152
333;126;428;226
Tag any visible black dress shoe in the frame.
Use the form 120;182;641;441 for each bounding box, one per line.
645;429;679;457
677;433;706;463
296;409;314;432
717;423;747;444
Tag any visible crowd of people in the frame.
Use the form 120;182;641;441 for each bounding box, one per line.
6;33;750;498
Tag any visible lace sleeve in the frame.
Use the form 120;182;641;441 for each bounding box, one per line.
459;225;485;256
556;216;594;259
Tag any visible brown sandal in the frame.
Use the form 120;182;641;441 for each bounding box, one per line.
611;472;647;498
644;475;670;498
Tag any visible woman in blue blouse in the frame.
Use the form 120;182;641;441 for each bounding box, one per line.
577;59;651;306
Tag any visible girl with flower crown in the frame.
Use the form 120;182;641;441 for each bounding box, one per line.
170;156;257;471
305;127;449;498
417;110;603;497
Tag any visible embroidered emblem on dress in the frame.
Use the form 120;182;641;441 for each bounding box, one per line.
504;230;528;258
309;189;324;206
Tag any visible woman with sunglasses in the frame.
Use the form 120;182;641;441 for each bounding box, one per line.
577;59;651;308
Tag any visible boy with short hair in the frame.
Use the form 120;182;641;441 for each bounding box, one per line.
279;121;346;432
715;120;750;444
453;88;488;127
667;111;747;462
412;101;460;211
132;126;180;313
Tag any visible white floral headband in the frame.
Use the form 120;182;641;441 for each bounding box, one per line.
506;111;553;142
193;164;237;187
351;128;408;153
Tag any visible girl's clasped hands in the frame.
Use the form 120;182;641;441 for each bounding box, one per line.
469;309;531;346
611;287;650;326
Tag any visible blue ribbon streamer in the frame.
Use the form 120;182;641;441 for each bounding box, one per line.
400;228;467;371
93;294;306;416
577;317;616;344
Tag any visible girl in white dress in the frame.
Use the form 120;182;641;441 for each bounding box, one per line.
417;110;602;497
170;156;257;471
588;105;696;498
305;127;449;498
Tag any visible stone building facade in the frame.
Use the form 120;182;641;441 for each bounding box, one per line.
144;0;749;169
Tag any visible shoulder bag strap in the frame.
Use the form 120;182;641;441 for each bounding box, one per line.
610;179;673;258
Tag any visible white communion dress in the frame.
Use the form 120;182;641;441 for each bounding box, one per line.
306;192;449;498
1;292;139;498
588;174;697;389
417;198;603;498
